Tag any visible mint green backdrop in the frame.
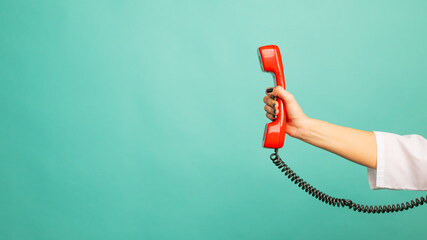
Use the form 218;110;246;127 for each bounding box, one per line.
1;1;426;239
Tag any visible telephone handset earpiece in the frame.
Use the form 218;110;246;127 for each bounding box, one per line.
258;45;287;149
258;45;427;213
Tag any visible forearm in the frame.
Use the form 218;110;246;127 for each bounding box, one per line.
296;118;377;169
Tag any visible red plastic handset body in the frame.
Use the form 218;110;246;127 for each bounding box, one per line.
258;45;287;149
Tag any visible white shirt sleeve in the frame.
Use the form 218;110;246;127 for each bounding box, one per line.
367;131;427;191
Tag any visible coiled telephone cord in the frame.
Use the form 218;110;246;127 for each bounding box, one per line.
270;149;427;213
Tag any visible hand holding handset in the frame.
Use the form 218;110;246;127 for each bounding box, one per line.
258;45;427;213
258;45;287;149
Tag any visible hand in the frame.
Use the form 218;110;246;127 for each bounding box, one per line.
263;86;310;139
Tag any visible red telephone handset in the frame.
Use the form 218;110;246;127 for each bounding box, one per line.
258;45;287;149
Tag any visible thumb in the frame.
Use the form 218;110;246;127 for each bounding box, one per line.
268;86;305;119
273;86;295;104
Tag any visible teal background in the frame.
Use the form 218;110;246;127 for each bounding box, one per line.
1;0;427;239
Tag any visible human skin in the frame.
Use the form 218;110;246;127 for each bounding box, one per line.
263;86;377;169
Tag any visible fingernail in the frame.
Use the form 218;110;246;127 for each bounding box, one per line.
273;114;276;118
273;109;276;114
266;88;273;93
272;104;275;108
272;96;275;100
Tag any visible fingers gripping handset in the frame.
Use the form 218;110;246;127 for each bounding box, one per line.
258;45;287;149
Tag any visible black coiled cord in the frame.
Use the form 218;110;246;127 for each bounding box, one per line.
270;149;427;213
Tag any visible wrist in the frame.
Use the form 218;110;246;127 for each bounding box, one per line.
294;117;316;141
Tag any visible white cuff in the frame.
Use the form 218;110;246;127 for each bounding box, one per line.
367;131;427;190
367;131;385;190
